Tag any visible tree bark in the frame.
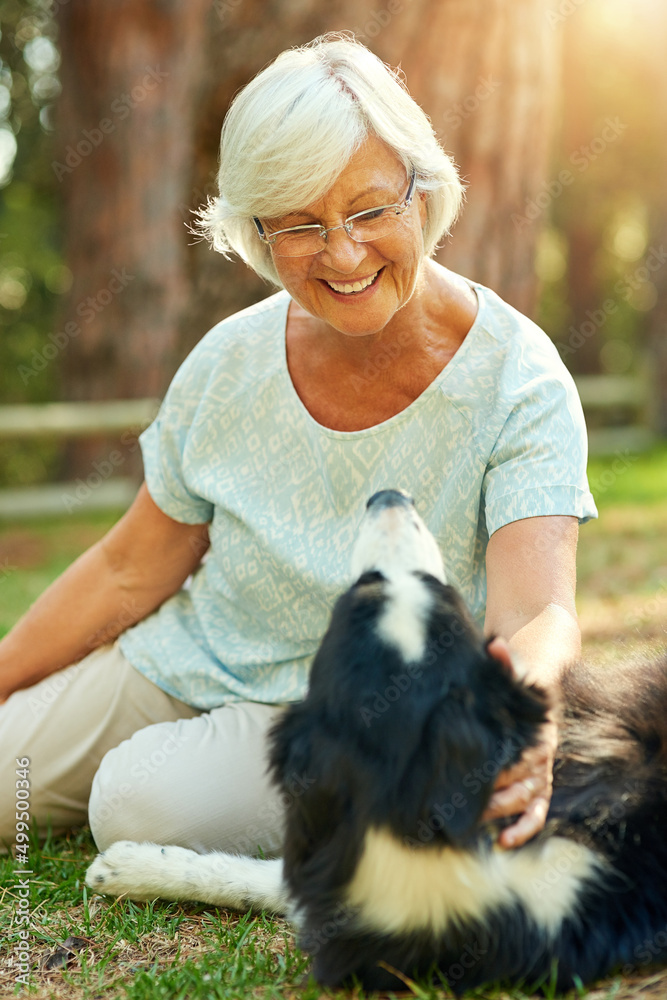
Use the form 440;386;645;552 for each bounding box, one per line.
378;0;561;319
644;4;667;434
556;13;605;375
56;0;211;474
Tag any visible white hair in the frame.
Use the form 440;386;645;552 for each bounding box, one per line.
195;33;465;286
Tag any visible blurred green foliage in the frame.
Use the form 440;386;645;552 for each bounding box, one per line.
0;0;65;485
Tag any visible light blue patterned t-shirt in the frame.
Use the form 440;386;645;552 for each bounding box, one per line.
118;283;597;709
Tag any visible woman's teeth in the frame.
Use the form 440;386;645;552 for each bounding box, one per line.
326;271;379;295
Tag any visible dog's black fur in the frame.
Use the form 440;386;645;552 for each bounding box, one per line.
268;566;667;992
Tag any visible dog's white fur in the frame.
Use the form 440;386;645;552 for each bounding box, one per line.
88;841;289;912
346;827;601;938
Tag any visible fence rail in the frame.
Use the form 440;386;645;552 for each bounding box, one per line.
0;376;658;518
572;374;657;456
0;399;160;438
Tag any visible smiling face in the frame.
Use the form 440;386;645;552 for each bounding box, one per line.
260;136;428;338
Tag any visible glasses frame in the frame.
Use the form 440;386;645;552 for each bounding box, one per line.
253;168;417;256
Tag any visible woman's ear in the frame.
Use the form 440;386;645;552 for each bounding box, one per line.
418;189;428;227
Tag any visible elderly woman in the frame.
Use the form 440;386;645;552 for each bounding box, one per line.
0;35;596;856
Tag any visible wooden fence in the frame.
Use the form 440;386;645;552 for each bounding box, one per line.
0;375;658;518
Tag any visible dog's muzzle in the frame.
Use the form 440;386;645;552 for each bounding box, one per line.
366;488;415;512
350;490;447;584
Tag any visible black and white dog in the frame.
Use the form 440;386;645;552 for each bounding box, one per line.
87;490;667;993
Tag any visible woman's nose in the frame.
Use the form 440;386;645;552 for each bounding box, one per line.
318;227;369;273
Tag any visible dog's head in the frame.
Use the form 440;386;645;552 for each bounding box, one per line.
271;491;550;855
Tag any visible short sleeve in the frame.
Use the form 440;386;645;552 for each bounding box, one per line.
139;349;215;525
482;368;598;537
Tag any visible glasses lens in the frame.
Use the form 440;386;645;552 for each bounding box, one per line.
272;230;323;257
268;201;407;256
349;206;402;243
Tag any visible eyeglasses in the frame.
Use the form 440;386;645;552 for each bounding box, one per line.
253;169;416;257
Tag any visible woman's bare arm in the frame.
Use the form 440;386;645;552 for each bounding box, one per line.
483;514;580;847
0;483;210;700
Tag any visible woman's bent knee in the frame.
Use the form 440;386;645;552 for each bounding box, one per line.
89;721;191;850
89;704;287;855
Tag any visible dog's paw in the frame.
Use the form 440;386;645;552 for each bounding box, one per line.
85;840;195;901
86;841;289;912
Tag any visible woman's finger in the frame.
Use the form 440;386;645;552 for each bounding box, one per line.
497;795;550;848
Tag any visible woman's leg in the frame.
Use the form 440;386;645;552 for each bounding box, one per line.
89;701;288;857
0;642;200;847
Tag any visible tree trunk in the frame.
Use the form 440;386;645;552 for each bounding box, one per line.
56;0;211;475
556;13;605;375
56;0;561;478
379;0;561;319
645;4;667;435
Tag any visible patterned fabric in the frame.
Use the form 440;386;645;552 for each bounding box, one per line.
118;283;597;709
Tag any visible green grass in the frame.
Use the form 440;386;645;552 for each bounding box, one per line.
1;826;660;999
0;511;121;639
1;445;666;998
586;444;667;508
1;827;314;1000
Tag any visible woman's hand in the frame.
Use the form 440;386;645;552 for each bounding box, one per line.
482;714;558;848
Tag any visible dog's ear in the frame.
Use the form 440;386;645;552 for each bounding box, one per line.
268;704;350;870
486;636;514;673
483;637;551;749
399;693;508;847
396;641;550;849
268;702;311;795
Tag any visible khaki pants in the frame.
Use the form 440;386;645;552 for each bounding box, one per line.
0;642;287;856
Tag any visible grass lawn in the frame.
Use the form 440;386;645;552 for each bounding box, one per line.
1;447;666;999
